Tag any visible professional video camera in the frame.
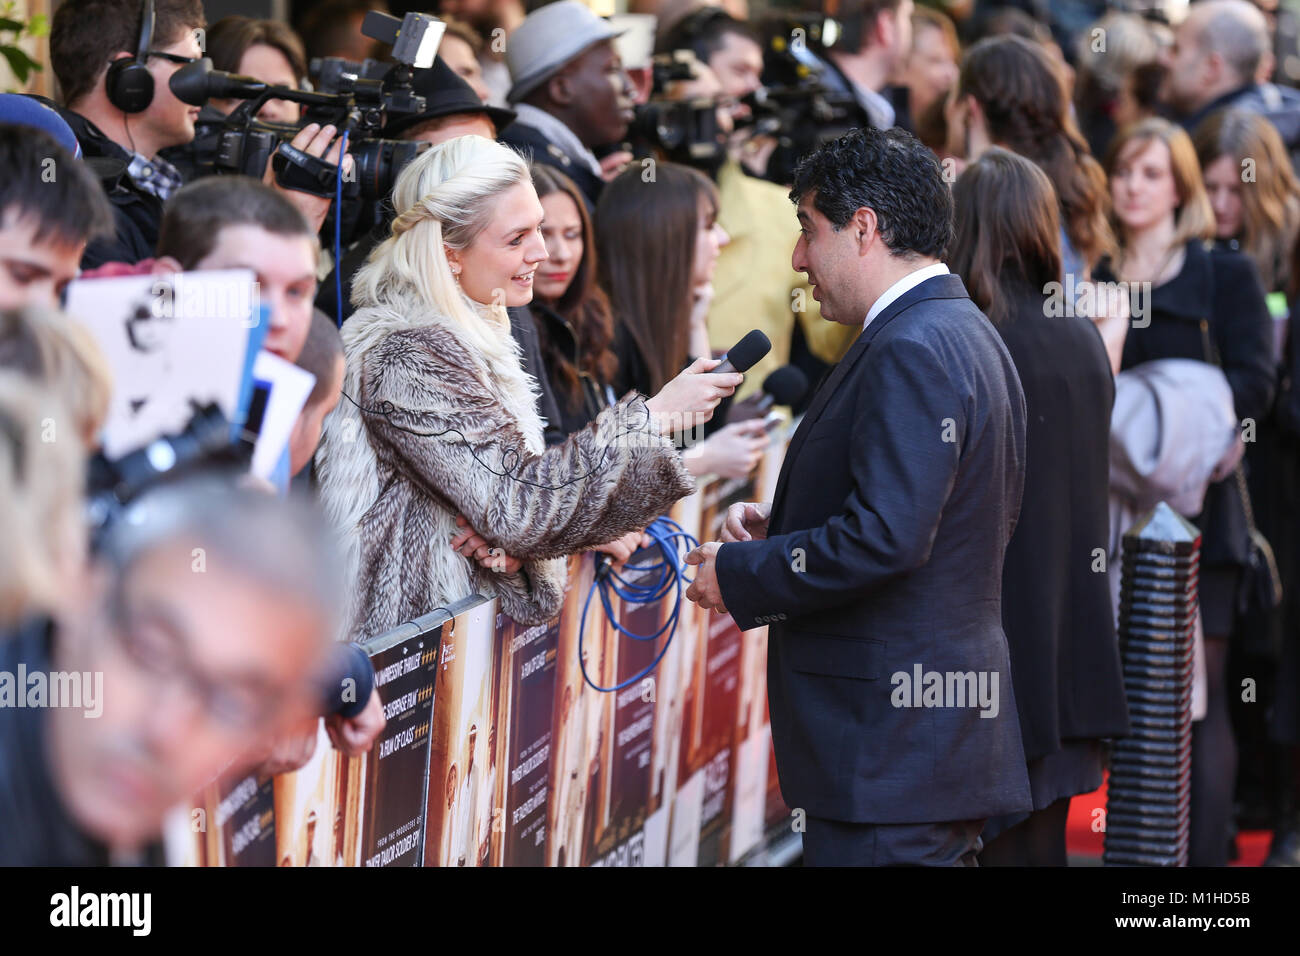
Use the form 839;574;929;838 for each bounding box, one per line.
626;50;728;165
169;11;443;203
741;11;868;183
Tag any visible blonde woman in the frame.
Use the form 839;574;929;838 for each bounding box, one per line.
0;308;111;627
0;307;113;449
317;136;739;636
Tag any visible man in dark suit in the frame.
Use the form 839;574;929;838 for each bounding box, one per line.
684;126;1033;866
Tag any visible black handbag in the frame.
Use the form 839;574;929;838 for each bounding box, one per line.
1199;318;1284;616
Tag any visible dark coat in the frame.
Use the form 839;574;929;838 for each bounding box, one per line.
1097;240;1276;573
498;120;603;213
58;107;165;269
993;281;1130;761
529;300;615;435
714;274;1033;824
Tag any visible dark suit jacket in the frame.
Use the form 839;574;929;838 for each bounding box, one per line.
499;120;603;213
715;274;1033;824
994;281;1130;762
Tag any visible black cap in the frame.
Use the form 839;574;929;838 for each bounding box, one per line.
382;56;516;138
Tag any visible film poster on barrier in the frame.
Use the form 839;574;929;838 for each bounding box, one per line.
168;767;276;867
355;630;439;866
491;607;561;866
425;600;502;866
547;554;612;866
274;722;354;866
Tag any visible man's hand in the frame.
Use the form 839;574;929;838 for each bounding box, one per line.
325;686;387;757
265;122;354;234
721;501;771;543
249;719;319;777
684;541;727;613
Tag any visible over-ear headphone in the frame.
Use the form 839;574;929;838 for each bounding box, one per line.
105;0;156;114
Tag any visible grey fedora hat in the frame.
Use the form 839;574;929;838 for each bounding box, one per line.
506;1;625;104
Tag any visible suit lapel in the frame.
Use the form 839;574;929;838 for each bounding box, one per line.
768;274;970;528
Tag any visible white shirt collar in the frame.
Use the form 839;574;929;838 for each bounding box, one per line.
864;262;949;330
854;84;897;131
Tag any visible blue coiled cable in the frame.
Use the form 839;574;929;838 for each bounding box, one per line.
578;516;699;693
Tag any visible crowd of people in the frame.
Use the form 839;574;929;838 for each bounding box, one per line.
0;0;1298;868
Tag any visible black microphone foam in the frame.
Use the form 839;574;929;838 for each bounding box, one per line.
170;58;268;106
714;329;771;374
762;365;809;408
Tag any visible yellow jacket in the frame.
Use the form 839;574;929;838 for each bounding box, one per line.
710;161;860;399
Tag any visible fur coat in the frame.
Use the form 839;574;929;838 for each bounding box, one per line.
315;287;694;639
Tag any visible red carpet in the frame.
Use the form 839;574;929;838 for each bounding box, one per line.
1066;773;1271;866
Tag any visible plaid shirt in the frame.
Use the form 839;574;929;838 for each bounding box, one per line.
127;150;185;201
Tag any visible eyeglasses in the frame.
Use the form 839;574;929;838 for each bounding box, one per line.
146;50;199;66
105;585;285;732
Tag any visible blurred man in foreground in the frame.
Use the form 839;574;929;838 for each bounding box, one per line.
0;478;345;864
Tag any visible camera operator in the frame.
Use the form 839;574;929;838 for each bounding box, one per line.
656;8;771;174
805;0;914;132
161;13;356;236
49;0;206;269
651;57;859;396
0;477;348;865
500;1;637;211
0;123;113;310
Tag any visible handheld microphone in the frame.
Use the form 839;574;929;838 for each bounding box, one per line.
727;364;810;421
755;364;809;413
713;329;771;374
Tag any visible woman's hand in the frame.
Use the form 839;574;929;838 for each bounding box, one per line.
451;514;523;574
1079;279;1130;376
593;528;646;568
682;419;769;479
644;356;743;436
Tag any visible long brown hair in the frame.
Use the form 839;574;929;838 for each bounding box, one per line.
1193;108;1300;293
595;163;719;395
1105;117;1216;251
207;15;308;85
950;147;1063;325
960;34;1115;273
529;164;618;403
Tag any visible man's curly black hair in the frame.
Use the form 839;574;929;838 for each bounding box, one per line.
789;126;953;261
